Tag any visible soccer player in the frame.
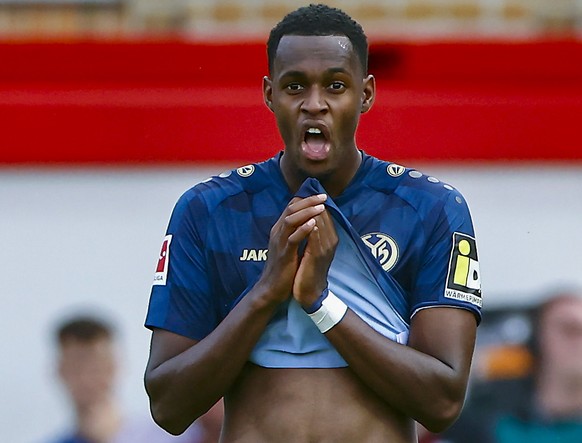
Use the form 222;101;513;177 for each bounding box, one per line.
144;4;482;442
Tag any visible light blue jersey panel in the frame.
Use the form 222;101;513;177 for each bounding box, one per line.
249;179;409;368
329;226;409;344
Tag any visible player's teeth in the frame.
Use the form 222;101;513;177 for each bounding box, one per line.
307;128;322;134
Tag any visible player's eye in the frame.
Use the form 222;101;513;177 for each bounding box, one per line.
286;83;304;92
328;81;346;92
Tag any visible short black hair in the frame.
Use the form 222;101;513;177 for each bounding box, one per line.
56;315;114;344
267;4;368;75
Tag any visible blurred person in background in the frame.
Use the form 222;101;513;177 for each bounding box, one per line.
50;314;221;443
440;289;582;443
494;290;582;442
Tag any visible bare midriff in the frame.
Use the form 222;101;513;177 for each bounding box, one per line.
221;362;417;443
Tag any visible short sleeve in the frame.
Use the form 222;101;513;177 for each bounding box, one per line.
411;189;482;323
144;190;220;340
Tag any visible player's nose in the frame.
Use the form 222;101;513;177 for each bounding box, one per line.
301;87;328;115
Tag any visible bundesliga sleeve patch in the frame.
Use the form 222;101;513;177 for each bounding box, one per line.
444;232;482;307
153;234;172;286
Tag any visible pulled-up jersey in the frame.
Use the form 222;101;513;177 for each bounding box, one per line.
145;152;482;368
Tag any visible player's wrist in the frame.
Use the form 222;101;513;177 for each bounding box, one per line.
304;289;348;333
303;287;329;314
251;278;290;311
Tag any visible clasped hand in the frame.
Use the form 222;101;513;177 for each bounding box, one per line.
258;193;338;309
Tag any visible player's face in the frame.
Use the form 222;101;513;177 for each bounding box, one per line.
264;35;374;193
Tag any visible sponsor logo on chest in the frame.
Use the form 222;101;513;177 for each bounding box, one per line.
239;248;268;261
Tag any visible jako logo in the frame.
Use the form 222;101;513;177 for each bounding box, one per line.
361;233;399;272
239;249;268;261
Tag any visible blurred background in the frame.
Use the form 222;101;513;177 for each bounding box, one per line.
1;1;581;443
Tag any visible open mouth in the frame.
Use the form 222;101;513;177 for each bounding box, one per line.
301;127;330;161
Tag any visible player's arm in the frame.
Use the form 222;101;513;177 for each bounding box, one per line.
144;194;327;435
295;208;477;433
325;305;476;433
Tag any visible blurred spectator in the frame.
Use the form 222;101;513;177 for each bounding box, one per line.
440;289;582;443
494;291;582;442
49;313;221;443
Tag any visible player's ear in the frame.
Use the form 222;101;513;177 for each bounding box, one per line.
361;74;376;114
263;76;274;112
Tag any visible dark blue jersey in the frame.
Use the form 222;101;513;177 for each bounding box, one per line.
145;152;482;367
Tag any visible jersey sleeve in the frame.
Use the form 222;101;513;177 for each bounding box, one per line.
144;190;220;340
411;189;483;323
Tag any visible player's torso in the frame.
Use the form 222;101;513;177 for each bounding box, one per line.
192;158;452;442
221;363;418;443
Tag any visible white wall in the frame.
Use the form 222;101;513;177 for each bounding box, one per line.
2;162;581;443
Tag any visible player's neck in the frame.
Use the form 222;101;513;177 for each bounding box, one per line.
280;149;362;198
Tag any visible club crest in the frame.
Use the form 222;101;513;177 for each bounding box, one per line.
361;232;399;272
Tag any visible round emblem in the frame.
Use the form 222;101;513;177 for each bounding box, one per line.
236;165;255;177
387;164;405;177
361;232;399;272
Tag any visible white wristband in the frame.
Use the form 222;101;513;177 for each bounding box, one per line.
307;290;348;333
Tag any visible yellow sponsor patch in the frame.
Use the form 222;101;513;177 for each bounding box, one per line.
445;232;482;307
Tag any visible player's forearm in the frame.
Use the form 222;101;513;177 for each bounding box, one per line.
146;285;281;434
325;310;474;433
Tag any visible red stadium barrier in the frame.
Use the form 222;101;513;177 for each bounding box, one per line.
0;39;580;164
